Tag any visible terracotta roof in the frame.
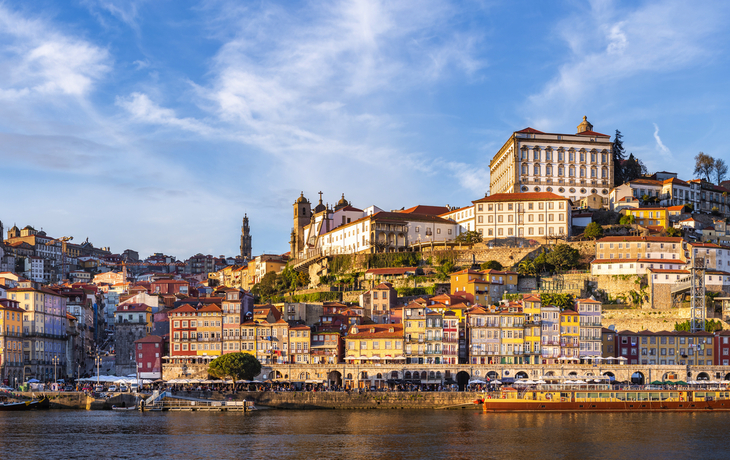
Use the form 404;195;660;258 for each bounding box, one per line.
576;298;601;304
516;127;545;134
473;192;567;203
373;283;395;290
522;295;541;302
347;323;403;338
662;178;689;186
576;130;610;137
199;304;222;312
134;334;163;343
339;205;363;212
627;178;663;186
397;205;451;216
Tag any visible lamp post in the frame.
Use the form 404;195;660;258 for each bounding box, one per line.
95;352;101;385
52;355;59;385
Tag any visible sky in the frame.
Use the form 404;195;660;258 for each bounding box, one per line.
1;0;729;260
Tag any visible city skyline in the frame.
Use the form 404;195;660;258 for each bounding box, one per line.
2;0;729;258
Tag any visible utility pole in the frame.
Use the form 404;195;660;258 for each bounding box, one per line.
95;352;101;385
53;355;58;385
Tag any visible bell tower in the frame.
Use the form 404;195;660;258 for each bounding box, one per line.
291;192;311;257
240;214;252;260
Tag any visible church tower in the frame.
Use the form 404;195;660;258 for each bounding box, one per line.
290;192;311;257
240;214;252;260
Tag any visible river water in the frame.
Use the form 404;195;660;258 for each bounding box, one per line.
1;409;726;459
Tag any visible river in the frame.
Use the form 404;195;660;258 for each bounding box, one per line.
0;410;726;459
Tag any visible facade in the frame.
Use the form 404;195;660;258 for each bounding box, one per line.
0;298;24;385
359;283;397;323
621;207;669;231
115;303;153;377
289;325;311;364
345;323;404;365
591;236;686;276
473;192;572;241
576;299;602;358
489;117;613;204
499;304;524;364
439;205;476;236
134;334;164;379
403;303;426;364
618;331;714;366
522;295;541;364
559;309;580;359
450;269;515;305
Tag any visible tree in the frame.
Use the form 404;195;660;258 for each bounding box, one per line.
545;244;580;271
517;259;536;276
664;227;681;237
694;152;715;182
619;215;635;225
454;231;483;245
540;293;575;310
583;222;604;240
435;260;456;281
481;260;503;271
532;251;551;273
208;353;262;381
251;271;277;301
612;130;627;185
622;153;647;183
715;158;728;185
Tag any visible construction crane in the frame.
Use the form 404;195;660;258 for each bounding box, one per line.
46;236;73;282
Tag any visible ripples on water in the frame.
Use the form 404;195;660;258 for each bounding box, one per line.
0;410;726;459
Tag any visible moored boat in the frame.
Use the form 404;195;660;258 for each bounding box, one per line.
483;385;730;412
0;396;49;411
112;405;137;411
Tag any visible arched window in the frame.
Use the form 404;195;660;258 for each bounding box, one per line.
522;164;528;175
580;166;586;177
546;165;552;175
534;164;541;175
558;166;564;176
602;167;607;178
569;166;575;177
533;149;540;161
591;167;597;178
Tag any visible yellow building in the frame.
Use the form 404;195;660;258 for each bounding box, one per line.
0;299;24;382
195;304;222;358
499;304;524;364
450;269;508;305
345;323;404;365
522;295;542;364
560;309;580;358
403;303;426;364
622;207;669;230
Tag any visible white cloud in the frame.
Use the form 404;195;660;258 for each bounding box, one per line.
116;92;214;135
525;0;723;130
653;123;671;156
0;5;111;99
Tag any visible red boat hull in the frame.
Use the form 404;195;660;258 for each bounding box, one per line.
484;399;730;412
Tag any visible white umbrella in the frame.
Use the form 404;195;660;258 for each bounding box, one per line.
469;379;486;384
536;379;546;384
573;380;586;384
490;380;502;385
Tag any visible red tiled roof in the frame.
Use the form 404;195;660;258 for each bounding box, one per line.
134;334;163;343
348;323;403;338
516;127;545;134
339;205;363;212
473;192;567;203
397;205;451;216
576;130;610;137
662;178;689;186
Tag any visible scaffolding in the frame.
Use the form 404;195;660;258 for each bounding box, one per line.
690;254;706;333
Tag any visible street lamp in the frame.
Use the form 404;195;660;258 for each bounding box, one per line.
95;352;101;385
52;355;59;386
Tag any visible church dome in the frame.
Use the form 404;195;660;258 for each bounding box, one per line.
335;193;349;210
295;192;309;204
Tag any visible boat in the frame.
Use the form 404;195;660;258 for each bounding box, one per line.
0;396;49;411
482;384;730;412
112;405;137;411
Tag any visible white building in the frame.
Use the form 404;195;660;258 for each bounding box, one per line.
489;116;613;204
473;192;572;240
440;205;476;236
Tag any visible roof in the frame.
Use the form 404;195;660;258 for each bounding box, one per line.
347;323;403;339
373;283;395;290
667;205;688;211
199;304;222;312
592;258;686;264
662;178;689;186
397;205;451;216
134;334;164;344
597;236;682;243
516;127;545;134
627;178;663;186
365;267;417;276
522;295;541;302
576;130;610;137
115;303;152;313
339;205;363;212
575;298;601;304
473;192;567;203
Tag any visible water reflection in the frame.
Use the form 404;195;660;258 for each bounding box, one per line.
0;410;724;459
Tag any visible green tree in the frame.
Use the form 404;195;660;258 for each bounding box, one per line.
517;259;536;276
532;251;551;273
612;130;627;185
694;152;715;182
252;271;278;301
454;231;483;244
435;260;456;281
481;260;503;271
664;227;681;237
545;244;580;271
619;215;635;225
583;222;604;240
208;353;262;381
540;293;575;310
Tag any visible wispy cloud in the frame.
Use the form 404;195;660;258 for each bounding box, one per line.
524;0;723;130
652;123;671;156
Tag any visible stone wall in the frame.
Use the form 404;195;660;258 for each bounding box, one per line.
163;363;210;380
602;307;730;332
592;274;649;307
114;323;148;377
518;277;537;291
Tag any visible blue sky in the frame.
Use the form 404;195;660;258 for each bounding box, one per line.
1;0;729;259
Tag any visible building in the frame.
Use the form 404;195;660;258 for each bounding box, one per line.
467;305;500;365
403;303;426;364
450;269;512;305
240;214;252;260
114;303;154;376
489;116;613;204
134;335;164;379
289;324;311;364
499;304;524;364
0;298;24;385
540;304;560;363
522;295;542;364
576;298;602;358
617;331;714;366
310;330;343;365
473;192;572;241
620;207;669;231
345;323;404;367
359;283;397;323
442;311;459;365
601;328;617;358
591;236;686;276
7;284;68;381
559;309;580;359
439;205;477;236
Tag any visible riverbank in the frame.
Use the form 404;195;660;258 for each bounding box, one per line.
14;391;481;410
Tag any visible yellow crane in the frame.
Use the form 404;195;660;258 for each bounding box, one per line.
45;236;73;282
